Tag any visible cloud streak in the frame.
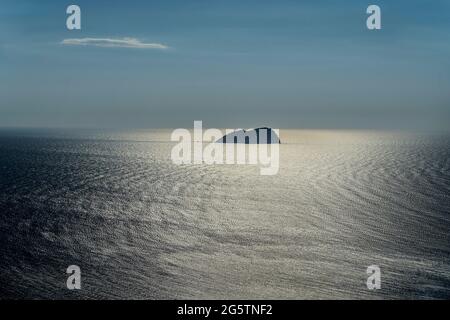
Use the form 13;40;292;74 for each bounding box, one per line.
61;37;169;49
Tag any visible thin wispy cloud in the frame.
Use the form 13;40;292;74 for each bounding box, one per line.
61;37;169;49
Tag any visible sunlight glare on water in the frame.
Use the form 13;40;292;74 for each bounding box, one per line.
0;129;449;299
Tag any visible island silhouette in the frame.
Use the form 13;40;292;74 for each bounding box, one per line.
217;127;280;144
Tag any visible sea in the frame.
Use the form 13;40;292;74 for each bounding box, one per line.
0;129;449;299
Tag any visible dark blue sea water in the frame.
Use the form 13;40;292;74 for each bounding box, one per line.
0;129;449;299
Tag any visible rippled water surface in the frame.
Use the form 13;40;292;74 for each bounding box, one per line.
0;129;449;299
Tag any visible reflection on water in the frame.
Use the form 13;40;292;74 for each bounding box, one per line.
0;129;449;299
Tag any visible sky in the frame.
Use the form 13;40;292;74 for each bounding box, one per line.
1;0;449;130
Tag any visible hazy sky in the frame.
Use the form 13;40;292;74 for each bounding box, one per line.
1;0;449;129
